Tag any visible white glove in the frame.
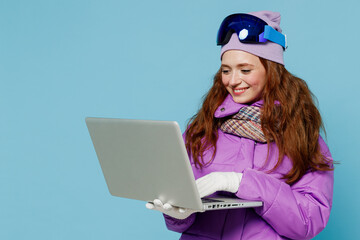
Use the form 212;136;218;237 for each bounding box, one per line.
146;199;197;220
196;172;243;198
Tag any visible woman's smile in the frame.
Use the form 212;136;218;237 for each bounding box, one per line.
233;87;249;95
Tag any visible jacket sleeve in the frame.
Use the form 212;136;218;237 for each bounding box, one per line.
236;137;334;240
164;213;197;233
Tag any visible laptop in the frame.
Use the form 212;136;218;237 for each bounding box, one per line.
86;117;262;212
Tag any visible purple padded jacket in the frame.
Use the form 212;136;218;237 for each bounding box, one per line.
164;94;334;240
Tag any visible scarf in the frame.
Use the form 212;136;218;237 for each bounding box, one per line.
220;106;267;143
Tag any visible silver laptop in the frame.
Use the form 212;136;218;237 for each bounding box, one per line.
86;117;262;212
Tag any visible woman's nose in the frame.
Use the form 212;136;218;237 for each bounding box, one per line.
229;72;242;86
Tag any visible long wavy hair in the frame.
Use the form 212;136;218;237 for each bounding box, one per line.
185;58;334;185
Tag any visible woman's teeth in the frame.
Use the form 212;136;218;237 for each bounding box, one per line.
234;88;248;93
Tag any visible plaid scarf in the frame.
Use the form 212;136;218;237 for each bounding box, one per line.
220;106;267;143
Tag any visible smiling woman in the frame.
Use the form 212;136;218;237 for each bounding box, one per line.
146;10;334;239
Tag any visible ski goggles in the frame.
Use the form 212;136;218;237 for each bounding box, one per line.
217;13;287;49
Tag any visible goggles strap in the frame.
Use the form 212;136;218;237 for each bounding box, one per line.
263;25;287;49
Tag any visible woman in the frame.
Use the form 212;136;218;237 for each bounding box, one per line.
146;11;334;239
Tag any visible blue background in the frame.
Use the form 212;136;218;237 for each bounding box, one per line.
1;0;359;239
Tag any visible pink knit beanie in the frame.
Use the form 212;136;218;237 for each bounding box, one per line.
220;11;285;65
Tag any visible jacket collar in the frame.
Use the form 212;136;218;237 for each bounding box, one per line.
214;94;264;118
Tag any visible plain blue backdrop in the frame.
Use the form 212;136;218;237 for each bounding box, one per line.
1;0;359;239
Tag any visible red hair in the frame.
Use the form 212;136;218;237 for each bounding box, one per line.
185;58;333;185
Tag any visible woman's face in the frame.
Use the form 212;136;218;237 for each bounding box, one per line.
221;50;267;104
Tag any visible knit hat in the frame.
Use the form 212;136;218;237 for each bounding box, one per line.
220;11;285;65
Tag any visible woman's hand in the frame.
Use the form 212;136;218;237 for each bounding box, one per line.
196;172;243;198
146;199;197;220
146;172;242;219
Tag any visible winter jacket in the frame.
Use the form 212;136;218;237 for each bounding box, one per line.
164;94;334;240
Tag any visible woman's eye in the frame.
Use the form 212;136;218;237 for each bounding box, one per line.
222;69;230;74
241;69;251;73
